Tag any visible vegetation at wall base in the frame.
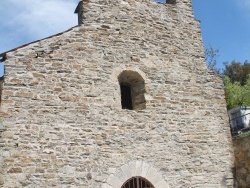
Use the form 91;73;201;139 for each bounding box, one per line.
235;130;250;139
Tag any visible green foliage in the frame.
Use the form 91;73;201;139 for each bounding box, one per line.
224;76;250;109
235;130;250;139
205;48;250;109
223;61;250;85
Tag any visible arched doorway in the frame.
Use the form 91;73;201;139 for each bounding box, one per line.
102;160;170;188
121;176;155;188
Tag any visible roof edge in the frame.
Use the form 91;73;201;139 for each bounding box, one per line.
0;25;78;56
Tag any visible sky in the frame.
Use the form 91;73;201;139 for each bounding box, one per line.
0;0;250;76
193;0;250;69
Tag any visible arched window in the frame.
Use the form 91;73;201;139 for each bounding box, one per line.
120;83;133;110
121;177;155;188
118;70;146;110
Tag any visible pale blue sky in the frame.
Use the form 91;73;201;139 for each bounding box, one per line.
193;0;250;70
1;0;250;76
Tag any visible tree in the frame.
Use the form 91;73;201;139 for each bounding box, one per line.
223;60;250;85
205;46;220;74
224;76;250;109
204;47;250;109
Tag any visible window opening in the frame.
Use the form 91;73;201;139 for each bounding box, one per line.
118;70;146;111
121;177;155;188
120;83;133;110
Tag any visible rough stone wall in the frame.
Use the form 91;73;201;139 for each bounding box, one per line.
233;136;250;188
0;0;234;187
0;77;3;105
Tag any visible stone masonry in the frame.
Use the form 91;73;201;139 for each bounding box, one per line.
0;0;234;187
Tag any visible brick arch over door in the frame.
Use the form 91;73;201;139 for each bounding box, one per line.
102;161;170;188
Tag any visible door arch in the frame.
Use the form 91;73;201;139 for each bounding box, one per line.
102;161;170;188
121;176;155;188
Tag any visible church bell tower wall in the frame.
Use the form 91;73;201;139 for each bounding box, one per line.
0;0;234;187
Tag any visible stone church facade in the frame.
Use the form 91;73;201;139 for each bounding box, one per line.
0;0;234;187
